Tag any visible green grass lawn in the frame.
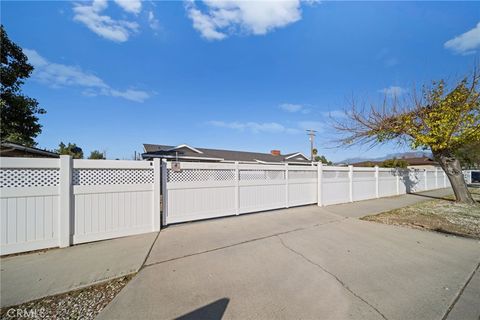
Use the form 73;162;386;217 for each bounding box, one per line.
362;188;480;239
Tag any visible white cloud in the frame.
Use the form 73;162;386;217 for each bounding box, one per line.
279;103;310;114
379;86;406;98
107;88;151;102
208;119;329;134
114;0;142;14
185;0;306;41
384;57;398;67
186;3;226;40
322;110;347;119
24;49;150;102
376;48;399;68
148;11;160;31
73;0;139;42
23;49;48;67
209;120;303;134
444;22;480;55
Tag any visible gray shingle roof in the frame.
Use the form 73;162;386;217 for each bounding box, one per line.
142;144;310;163
0;141;59;158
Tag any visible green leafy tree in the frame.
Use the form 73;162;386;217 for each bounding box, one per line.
380;158;408;168
88;150;105;159
357;161;376;167
335;71;479;204
314;155;333;165
0;25;45;146
455;142;480;169
57;142;83;159
312;148;332;165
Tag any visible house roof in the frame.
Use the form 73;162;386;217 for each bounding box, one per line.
142;144;311;163
351;156;438;167
350;160;381;167
404;156;438;166
0;141;59;158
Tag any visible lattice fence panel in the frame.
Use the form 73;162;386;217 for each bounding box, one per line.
0;169;60;188
289;170;317;180
73;169;154;186
168;169;235;183
323;171;349;179
240;170;285;181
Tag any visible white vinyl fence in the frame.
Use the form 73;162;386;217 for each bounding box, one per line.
0;156;161;255
163;162;450;225
163;162;318;224
1;158;62;255
1;157;451;255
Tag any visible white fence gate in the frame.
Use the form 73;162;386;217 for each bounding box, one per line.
163;162;318;224
72;159;159;244
162;161;450;225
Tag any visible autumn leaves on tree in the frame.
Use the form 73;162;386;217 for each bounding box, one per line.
335;69;479;204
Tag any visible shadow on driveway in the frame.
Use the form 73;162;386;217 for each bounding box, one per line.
176;298;229;320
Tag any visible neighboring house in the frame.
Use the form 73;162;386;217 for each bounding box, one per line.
0;141;59;158
142;144;312;164
405;156;440;169
350;160;381;167
351;156;440;169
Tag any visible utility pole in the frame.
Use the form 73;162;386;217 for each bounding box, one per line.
306;129;317;161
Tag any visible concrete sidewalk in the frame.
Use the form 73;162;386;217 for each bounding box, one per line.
323;188;454;218
99;188;480;320
0;232;157;308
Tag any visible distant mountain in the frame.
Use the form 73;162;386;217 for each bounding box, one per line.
338;151;432;165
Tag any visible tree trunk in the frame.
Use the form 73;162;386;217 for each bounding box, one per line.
433;150;475;204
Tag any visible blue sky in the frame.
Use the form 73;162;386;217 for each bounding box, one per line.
2;1;479;161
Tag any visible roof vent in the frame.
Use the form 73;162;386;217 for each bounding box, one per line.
270;150;281;156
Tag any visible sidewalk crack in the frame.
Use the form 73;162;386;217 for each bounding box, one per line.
143;218;345;268
441;260;480;320
277;235;388;320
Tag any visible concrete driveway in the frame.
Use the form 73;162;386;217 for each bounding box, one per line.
99;190;480;320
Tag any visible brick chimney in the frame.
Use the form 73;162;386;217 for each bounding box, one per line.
270;150;281;156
